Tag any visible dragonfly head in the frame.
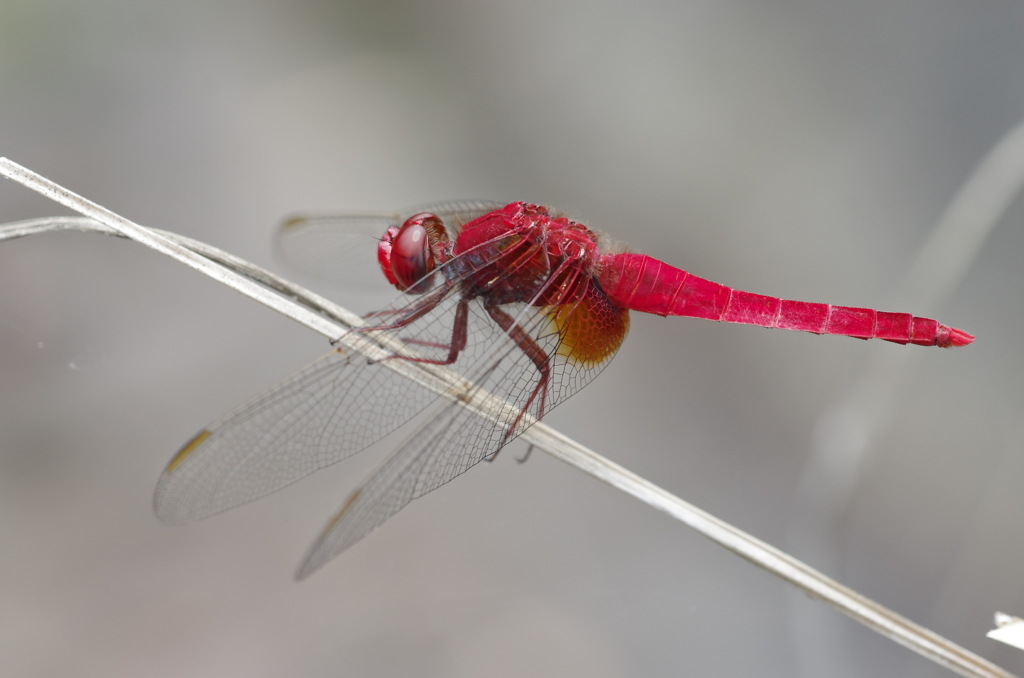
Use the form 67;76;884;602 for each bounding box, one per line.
378;212;450;294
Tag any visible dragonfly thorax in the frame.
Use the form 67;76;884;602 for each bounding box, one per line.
450;202;603;307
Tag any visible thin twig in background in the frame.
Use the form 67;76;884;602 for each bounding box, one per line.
0;158;1012;678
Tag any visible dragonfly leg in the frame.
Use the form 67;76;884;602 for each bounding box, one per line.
483;298;551;442
356;283;453;334
396;337;457;351
481;443;532;464
339;282;472;366
372;298;470;367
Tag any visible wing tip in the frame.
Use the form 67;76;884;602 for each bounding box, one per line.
164;429;212;474
294;488;363;580
154;429;215;525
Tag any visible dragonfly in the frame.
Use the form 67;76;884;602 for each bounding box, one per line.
154;201;973;578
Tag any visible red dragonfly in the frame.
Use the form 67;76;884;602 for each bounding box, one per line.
154;201;973;578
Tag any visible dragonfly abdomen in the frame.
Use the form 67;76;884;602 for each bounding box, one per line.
597;252;972;347
723;291;972;347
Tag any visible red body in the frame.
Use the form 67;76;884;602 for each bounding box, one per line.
379;201;973;353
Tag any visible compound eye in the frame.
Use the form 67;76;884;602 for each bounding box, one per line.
388;213;444;293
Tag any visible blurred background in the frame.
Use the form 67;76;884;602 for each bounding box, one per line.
1;1;1022;676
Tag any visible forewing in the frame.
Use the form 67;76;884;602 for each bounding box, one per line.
296;281;630;577
155;222;524;525
274;200;504;286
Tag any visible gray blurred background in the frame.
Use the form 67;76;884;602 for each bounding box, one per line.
1;1;1022;676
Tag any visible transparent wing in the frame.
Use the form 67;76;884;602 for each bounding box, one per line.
273;200;505;286
296;284;629;577
154;218;524;524
152;329;462;525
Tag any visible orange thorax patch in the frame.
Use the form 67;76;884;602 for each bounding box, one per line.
546;282;630;366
